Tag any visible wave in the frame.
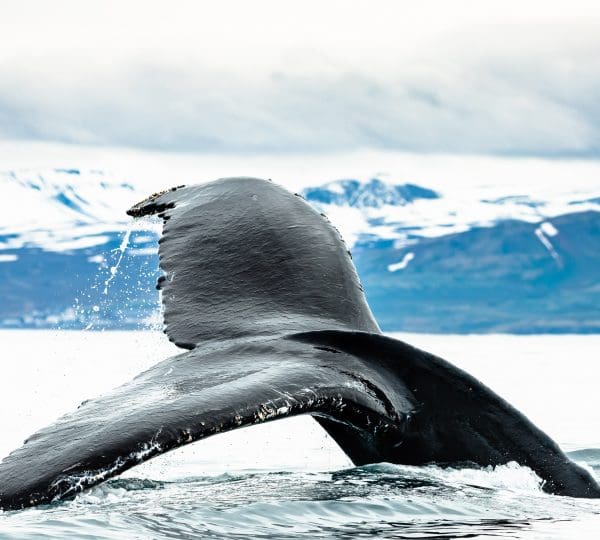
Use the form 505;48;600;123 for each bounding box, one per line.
2;460;599;539
568;448;600;471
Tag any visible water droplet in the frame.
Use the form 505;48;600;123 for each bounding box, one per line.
103;226;132;295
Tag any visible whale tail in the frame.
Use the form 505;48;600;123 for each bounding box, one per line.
126;178;381;349
1;177;598;510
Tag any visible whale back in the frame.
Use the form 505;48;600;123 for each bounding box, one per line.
128;177;380;348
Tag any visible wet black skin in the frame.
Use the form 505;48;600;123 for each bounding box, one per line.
1;177;598;510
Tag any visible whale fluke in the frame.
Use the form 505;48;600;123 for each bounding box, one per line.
1;177;598;510
126;178;380;349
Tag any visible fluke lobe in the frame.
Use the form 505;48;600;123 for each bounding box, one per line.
1;177;598;510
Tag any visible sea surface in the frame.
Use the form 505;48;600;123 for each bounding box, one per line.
0;331;598;539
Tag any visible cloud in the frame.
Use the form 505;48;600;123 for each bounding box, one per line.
1;3;600;156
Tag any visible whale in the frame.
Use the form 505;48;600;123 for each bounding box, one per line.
1;177;598;510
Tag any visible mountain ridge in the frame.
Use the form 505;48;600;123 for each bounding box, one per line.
1;169;598;333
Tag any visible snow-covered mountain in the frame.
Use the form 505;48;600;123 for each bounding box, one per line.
0;169;159;252
302;177;600;250
303;179;439;208
1;169;599;333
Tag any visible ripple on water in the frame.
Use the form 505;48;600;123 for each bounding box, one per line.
1;460;600;539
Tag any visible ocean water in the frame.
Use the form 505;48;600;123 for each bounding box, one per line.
0;331;598;539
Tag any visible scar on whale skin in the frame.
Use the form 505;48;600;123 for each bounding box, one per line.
0;177;599;510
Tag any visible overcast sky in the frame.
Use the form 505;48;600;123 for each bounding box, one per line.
1;0;600;156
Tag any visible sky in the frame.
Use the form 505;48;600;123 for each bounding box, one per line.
1;0;600;156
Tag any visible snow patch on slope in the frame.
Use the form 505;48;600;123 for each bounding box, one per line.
534;222;562;266
388;252;414;272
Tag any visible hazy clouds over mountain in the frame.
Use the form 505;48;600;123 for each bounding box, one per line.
1;0;600;156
